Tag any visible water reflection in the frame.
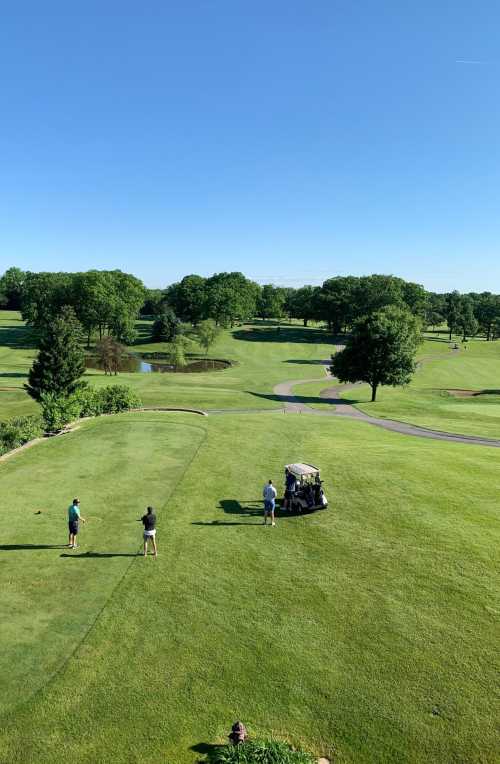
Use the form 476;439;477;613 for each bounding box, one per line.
85;354;230;374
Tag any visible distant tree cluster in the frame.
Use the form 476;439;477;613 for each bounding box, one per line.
2;266;500;344
0;268;145;344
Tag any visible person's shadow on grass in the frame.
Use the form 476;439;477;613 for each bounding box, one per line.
60;551;140;558
0;544;66;551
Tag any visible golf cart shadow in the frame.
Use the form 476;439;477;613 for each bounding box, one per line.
191;499;307;526
190;499;263;526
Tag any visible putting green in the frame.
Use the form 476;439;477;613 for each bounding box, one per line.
0;412;498;763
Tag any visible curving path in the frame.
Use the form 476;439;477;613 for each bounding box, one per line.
271;370;500;448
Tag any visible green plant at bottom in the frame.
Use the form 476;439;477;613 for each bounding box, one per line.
204;739;316;764
39;393;81;433
0;415;44;455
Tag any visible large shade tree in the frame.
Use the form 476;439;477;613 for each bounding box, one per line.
330;305;421;402
287;285;322;326
165;274;207;324
0;267;26;310
205;272;260;326
457;296;478;342
257;285;287;319
445;291;462;340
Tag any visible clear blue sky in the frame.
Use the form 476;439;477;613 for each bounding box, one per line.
0;1;498;292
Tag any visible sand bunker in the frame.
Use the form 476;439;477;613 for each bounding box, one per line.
446;389;500;398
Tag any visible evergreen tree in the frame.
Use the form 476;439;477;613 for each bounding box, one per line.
25;306;86;401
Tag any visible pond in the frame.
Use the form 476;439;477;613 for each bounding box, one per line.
85;354;231;374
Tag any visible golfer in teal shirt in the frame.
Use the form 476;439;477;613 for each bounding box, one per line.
68;498;86;549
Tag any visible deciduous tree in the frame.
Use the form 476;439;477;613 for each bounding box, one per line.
330;305;421;402
196;319;221;355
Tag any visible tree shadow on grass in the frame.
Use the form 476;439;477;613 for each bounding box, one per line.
60;551;140;558
0;323;37;350
0;544;66;551
232;326;332;345
284;358;331;365
246;391;333;406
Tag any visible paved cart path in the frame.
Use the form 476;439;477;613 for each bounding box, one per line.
271;369;500;448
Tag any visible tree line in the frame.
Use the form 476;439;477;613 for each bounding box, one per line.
0;267;145;344
2;266;500;342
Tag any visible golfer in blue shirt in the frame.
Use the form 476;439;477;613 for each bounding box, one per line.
68;498;86;549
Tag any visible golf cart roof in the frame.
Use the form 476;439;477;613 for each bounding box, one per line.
287;463;320;477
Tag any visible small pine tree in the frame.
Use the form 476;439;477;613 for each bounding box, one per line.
25;306;86;401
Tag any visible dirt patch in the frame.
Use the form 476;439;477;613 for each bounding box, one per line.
318;758;331;764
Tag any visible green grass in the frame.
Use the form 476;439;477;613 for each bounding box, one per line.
0;311;499;761
2;311;499;439
347;337;500;437
0;412;498;763
0;312;336;418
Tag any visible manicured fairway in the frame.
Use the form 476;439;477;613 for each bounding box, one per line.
2;311;500;439
0;312;337;418
347;338;500;438
0;412;498;763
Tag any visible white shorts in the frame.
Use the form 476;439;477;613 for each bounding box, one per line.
143;529;156;539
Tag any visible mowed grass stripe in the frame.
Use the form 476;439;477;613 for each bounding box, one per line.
0;412;207;716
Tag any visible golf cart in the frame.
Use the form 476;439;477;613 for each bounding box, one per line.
285;463;328;513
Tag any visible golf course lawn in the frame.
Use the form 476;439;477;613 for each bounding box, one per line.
0;411;498;763
347;339;500;438
0;312;337;418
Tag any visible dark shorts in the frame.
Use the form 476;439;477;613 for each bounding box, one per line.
68;520;79;535
264;499;275;512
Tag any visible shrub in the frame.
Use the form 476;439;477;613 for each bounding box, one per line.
69;384;141;418
204;739;316;764
98;385;141;414
0;415;44;454
70;385;104;418
40;393;81;433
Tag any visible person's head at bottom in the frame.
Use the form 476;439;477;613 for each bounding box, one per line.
229;721;247;745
